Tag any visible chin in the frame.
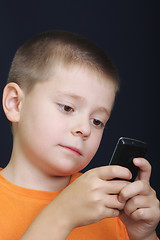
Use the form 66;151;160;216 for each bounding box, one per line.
52;165;84;177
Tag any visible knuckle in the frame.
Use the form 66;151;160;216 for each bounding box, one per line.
137;180;146;191
89;189;104;206
97;205;105;217
110;166;118;177
92;192;101;203
154;198;160;209
85;169;95;178
140;180;145;188
137;208;145;219
123;205;131;216
119;189;127;200
112;209;120;217
106;208;120;218
132;196;139;206
84;169;97;183
117;202;125;210
151;188;157;197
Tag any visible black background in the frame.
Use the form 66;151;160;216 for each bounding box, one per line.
0;0;159;237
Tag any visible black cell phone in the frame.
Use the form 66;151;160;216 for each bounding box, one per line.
109;137;147;182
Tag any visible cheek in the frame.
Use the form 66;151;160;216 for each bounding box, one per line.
19;115;67;159
87;132;103;159
31;115;67;145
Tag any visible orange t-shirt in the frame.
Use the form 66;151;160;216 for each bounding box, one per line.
0;170;130;240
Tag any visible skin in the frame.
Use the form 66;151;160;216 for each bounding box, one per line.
2;64;160;239
2;65;116;190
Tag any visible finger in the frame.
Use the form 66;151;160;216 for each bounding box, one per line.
103;208;120;218
95;166;132;181
104;180;130;194
123;195;154;216
104;194;126;210
133;158;151;182
129;207;158;222
118;180;153;203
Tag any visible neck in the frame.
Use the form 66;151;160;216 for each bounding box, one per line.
1;156;71;192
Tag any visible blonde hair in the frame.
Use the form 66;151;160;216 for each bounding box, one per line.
8;30;119;92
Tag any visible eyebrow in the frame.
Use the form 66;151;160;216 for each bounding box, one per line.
96;106;111;118
56;91;86;102
56;91;111;117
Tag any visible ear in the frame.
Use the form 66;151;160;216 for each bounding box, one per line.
2;83;24;123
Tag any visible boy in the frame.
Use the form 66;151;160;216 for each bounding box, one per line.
0;30;159;240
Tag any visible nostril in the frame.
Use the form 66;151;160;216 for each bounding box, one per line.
75;130;82;135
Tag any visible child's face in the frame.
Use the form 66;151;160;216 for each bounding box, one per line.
18;65;116;176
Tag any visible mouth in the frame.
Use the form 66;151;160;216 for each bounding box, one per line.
59;145;82;156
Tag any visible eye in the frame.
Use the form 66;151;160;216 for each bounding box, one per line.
90;119;105;129
58;104;74;113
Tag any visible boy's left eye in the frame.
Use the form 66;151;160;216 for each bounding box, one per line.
91;119;105;128
59;104;74;113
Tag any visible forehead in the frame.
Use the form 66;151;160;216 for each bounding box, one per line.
29;64;116;112
48;64;116;90
53;65;115;109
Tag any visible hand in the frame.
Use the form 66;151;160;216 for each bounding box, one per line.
54;166;131;230
119;158;160;240
20;166;131;240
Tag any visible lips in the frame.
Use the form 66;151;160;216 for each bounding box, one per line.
59;144;82;156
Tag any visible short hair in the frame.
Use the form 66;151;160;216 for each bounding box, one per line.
7;30;119;92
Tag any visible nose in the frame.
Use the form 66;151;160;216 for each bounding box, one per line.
71;115;91;140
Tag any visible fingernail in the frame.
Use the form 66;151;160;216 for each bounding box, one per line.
134;158;141;164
